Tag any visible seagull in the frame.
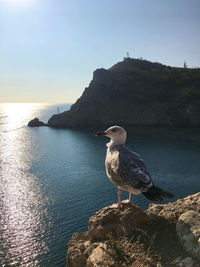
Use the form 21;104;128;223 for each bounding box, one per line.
96;126;174;208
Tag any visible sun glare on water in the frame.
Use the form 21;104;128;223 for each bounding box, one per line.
1;103;36;131
0;103;51;265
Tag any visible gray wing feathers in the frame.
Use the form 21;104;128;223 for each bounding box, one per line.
106;146;152;192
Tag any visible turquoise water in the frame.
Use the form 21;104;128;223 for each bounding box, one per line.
0;103;200;266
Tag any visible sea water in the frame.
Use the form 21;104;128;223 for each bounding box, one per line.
0;103;200;266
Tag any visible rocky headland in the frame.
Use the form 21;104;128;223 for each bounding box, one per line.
67;192;200;267
47;58;200;128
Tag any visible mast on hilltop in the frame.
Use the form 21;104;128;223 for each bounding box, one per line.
124;52;130;60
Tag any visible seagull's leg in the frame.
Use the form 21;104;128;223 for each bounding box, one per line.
118;187;122;209
109;187;123;209
129;192;132;202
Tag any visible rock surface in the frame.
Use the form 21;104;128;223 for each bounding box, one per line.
86;243;115;267
88;204;160;241
148;193;200;221
176;210;200;260
28;118;47;127
48;58;200;128
169;256;198;267
67;193;200;267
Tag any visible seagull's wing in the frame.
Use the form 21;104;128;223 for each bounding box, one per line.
106;146;152;192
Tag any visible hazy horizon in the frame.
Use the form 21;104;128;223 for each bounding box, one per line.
1;0;200;103
0;101;73;104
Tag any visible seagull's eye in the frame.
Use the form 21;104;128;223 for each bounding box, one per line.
112;129;116;132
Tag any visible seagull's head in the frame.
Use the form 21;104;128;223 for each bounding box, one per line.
96;126;127;148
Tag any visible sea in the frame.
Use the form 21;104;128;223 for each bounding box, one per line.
0;103;200;267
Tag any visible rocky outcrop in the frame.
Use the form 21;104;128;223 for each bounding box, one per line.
28;118;47;127
48;58;200;128
148;192;200;221
67;193;200;267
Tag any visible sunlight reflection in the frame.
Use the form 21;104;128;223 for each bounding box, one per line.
0;103;51;266
1;103;36;131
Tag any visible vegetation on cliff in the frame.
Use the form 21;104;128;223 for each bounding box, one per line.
48;58;200;128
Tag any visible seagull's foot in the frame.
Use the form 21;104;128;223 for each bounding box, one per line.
109;203;118;209
121;199;133;204
109;202;123;209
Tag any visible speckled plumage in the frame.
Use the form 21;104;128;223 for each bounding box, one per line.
106;145;153;194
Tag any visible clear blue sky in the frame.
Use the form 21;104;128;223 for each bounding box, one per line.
0;0;200;103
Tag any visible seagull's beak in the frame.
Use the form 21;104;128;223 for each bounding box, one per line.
95;131;106;136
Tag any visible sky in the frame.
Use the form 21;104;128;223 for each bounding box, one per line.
0;0;200;103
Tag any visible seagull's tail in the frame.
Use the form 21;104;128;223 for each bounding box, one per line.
142;185;174;202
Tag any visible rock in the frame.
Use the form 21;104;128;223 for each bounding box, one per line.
28;118;47;127
67;193;200;267
48;58;200;128
67;232;95;267
176;210;200;260
148;192;200;222
169;256;198;267
88;203;158;241
86;243;116;267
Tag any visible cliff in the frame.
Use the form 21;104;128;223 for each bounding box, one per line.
67;192;200;267
48;58;200;128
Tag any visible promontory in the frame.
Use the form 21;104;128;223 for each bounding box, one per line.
48;58;200;128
